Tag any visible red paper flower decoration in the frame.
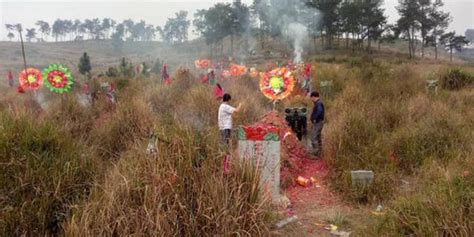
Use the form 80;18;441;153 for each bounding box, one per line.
259;67;295;100
17;85;25;94
194;59;211;69
18;68;43;91
229;64;247;77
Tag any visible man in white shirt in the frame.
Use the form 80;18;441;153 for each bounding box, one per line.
218;93;242;147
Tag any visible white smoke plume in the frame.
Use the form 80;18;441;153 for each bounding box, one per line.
33;91;49;110
254;0;320;64
285;22;309;64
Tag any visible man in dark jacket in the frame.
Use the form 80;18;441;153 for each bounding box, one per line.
310;91;325;157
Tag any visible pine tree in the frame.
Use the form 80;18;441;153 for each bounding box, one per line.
396;0;421;58
78;52;92;75
440;32;469;62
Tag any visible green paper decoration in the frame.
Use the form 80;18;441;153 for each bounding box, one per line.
43;64;74;93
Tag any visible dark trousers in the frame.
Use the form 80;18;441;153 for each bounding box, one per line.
311;121;324;157
220;129;231;150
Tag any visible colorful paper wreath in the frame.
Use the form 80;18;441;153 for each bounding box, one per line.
194;59;211;69
19;68;43;91
259;67;295;100
229;64;247;77
42;64;74;93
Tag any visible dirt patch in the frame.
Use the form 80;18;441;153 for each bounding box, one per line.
259;111;358;236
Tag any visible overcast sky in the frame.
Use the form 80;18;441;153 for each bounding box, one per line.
0;0;473;40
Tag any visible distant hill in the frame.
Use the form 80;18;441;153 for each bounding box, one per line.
0;40;211;75
0;37;469;77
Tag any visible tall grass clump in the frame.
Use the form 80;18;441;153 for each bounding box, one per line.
0;111;98;236
440;67;474;90
92;97;154;158
392;116;468;173
325;79;406;202
65;125;273;236
371;158;473;236
44;94;95;140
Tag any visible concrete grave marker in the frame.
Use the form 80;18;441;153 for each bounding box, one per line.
320;80;334;97
351;170;374;187
426;80;439;95
238;125;281;202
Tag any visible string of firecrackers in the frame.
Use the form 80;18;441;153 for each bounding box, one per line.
259;67;295;101
18;68;43;92
43;64;74;93
194;59;211;69
237;125;280;141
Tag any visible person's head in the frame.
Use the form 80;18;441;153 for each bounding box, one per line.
216;83;222;90
310;91;320;102
223;93;231;102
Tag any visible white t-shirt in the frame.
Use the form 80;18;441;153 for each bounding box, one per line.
218;103;236;130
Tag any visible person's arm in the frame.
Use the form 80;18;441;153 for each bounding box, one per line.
310;103;317;123
234;103;243;113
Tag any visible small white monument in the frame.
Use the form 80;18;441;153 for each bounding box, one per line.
426;80;439;95
238;125;281;202
320;80;334;97
351;170;374;187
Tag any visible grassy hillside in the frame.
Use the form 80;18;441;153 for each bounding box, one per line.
0;40;473;236
0;40;210;74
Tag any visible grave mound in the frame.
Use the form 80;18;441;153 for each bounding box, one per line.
258;111;313;188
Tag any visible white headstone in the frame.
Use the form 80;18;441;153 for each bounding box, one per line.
238;126;281;202
351;170;374;187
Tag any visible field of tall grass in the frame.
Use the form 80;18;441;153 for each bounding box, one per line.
313;61;473;235
0;55;473;236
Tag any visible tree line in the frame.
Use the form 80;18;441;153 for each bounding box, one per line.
5;13;190;44
4;0;470;60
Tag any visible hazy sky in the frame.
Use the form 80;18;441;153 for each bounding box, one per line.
0;0;473;40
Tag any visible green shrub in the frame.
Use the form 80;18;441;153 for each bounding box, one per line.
440;68;474;90
105;66;119;77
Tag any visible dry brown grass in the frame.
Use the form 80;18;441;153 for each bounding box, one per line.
64;128;273;236
1;49;473;236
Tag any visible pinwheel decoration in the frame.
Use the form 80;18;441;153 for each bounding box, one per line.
194;59;211;69
42;64;74;93
229;64;247;77
18;68;43;91
259;67;295;101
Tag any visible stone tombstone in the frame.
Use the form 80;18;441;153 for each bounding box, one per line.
320;80;334;97
426;80;439;95
351;170;374;187
238;125;281;202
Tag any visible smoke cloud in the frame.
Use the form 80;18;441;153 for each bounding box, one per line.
34;91;49;110
285;22;309;63
254;0;320;64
